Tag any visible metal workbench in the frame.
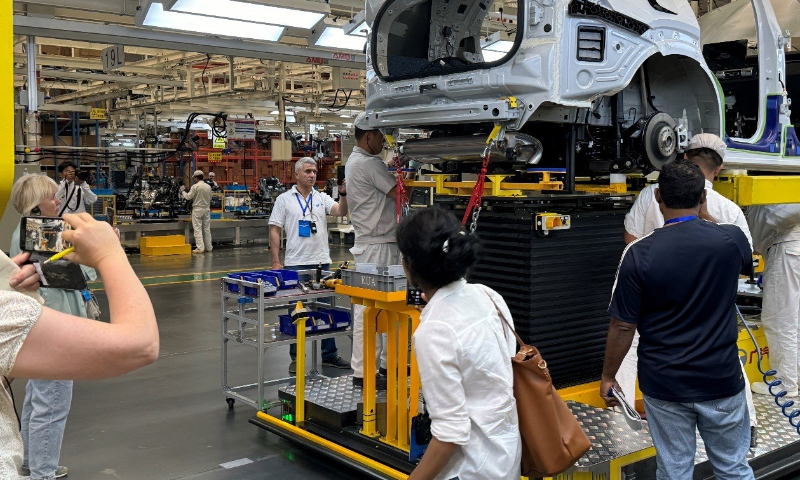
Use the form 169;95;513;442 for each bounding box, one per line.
221;273;352;411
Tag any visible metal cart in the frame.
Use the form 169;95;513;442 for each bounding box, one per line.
221;272;352;411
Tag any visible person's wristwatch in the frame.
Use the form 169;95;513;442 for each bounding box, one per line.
339;191;347;197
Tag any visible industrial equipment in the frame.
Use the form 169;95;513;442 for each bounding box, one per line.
251;0;800;478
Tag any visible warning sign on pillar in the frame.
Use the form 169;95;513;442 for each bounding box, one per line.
208;151;223;162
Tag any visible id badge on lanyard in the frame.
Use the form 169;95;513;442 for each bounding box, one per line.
299;219;312;237
296;192;316;237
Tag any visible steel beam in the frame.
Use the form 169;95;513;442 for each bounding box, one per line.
14;15;365;69
35;69;185;87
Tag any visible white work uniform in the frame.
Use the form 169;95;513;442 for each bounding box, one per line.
182;181;213;251
414;279;521;480
345;146;400;377
268;186;336;266
56;180;97;215
624;180;753;248
748;205;800;393
621;179;756;424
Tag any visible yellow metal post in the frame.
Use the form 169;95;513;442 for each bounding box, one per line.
361;304;380;438
0;0;13;217
384;311;399;445
397;313;411;449
293;302;308;423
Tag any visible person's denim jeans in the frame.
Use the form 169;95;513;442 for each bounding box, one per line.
21;379;73;480
285;264;339;362
643;388;754;480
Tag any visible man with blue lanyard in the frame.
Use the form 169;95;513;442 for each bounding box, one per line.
269;157;351;373
601;159;754;480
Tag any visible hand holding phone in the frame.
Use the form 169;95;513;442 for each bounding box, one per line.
20;217;72;254
406;286;427;307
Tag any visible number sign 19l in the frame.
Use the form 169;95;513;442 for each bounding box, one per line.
101;45;125;72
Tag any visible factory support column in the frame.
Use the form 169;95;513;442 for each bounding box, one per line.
25;36;40;161
0;1;14;217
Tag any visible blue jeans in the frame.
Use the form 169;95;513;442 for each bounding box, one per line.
285;264;338;362
644;389;754;480
21;379;73;480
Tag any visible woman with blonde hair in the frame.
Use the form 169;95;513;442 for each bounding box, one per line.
9;174;95;479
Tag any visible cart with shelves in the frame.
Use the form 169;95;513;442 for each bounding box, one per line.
221;272;352;411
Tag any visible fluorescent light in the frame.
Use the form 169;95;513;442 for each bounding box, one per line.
314;26;366;51
169;0;325;29
345;21;369;37
140;2;285;42
343;10;368;36
481;32;514;61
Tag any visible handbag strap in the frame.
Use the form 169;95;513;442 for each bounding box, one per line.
482;287;527;349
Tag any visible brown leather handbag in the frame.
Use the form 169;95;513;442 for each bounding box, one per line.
491;296;592;477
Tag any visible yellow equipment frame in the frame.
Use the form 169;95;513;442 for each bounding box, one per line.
715;174;800;206
0;0;13;216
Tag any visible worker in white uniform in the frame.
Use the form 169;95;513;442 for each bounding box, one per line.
268;157;351;374
748;204;800;397
55;161;97;215
181;170;213;253
206;172;221;191
397;208;521;480
621;133;757;428
345;127;399;389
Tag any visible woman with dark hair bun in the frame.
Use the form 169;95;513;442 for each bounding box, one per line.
398;208;521;480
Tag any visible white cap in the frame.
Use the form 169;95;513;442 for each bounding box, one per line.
208;172;215;178
193;170;204;177
687;133;726;161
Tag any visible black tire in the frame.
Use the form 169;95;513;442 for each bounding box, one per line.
226;398;235;409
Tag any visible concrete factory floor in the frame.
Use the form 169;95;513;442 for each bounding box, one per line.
11;243;370;480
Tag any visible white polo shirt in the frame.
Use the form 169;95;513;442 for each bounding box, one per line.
624;179;753;248
268;186;336;266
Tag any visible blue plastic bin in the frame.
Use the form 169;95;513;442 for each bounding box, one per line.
254;269;300;289
316;309;351;330
278;309;351;336
225;273;278;296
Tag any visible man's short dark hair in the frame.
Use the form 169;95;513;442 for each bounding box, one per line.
658;159;705;209
354;127;375;141
686;147;723;171
58;161;77;173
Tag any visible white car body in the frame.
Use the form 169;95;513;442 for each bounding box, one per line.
357;0;798;173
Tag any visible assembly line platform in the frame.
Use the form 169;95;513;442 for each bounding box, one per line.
272;375;800;479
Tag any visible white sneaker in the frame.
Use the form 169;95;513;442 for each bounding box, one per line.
192;248;205;254
751;381;798;397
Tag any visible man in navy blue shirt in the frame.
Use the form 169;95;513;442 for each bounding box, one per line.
600;159;754;480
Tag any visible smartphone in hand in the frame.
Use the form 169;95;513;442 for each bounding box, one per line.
20;217;72;253
406;286;427;307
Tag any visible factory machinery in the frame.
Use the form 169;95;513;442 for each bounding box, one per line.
249;0;800;479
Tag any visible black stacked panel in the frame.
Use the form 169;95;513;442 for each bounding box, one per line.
469;207;627;388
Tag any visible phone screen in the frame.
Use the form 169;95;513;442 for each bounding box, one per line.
406;286;427;307
21;217;72;253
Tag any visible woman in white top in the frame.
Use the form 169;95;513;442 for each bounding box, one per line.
397;208;521;480
0;213;159;479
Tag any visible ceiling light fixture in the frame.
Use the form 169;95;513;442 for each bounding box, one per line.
343;10;369;37
136;1;285;43
167;0;327;30
311;25;367;51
